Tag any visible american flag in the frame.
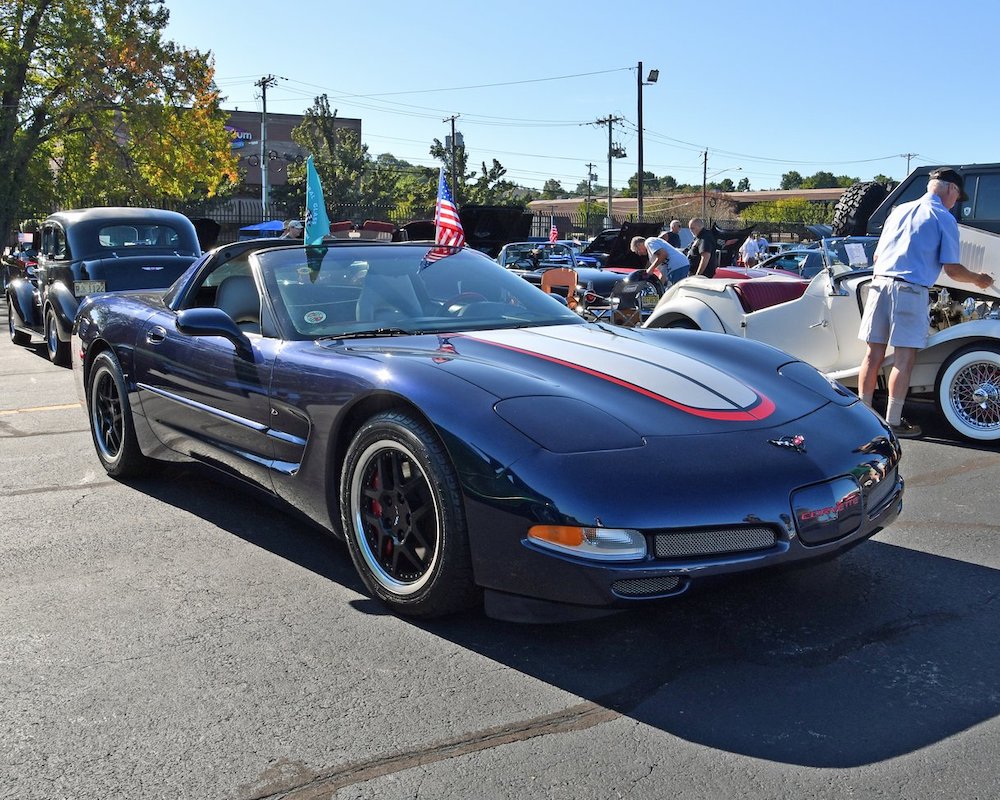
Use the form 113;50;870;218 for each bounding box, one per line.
423;168;465;264
549;223;558;243
435;168;465;248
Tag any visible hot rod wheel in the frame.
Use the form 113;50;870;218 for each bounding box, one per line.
936;343;1000;441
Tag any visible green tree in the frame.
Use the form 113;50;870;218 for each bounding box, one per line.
621;170;658;198
737;177;751;192
741;197;830;225
0;0;238;238
780;171;804;190
289;95;374;209
872;174;897;190
660;175;678;191
428;138;520;205
541;178;564;199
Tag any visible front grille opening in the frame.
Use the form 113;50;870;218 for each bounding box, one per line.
612;576;683;598
653;525;778;559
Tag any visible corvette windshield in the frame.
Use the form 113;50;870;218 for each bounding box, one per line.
254;244;583;339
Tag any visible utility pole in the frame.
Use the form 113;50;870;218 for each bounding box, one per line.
591;115;624;226
255;74;278;221
443;114;460;205
585;162;596;234
900;152;918;174
701;149;708;219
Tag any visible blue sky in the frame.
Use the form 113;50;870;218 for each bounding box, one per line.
164;0;995;193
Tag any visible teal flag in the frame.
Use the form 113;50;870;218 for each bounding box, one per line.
305;155;331;245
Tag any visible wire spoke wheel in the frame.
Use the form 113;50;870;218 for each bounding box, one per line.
937;345;1000;441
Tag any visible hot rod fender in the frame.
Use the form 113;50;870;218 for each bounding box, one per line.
909;318;1000;392
644;295;726;332
5;278;37;328
46;281;80;342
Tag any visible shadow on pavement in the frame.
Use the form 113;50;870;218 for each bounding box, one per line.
125;461;1000;770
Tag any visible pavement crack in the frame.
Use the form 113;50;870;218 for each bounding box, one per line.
243;702;619;799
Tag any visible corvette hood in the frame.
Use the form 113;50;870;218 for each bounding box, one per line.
339;324;853;436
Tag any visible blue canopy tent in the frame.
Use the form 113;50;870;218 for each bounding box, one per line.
238;220;284;240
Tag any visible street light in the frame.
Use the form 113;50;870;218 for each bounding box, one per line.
636;61;659;221
702;163;742;218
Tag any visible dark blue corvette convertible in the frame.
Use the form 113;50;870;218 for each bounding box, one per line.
73;239;904;621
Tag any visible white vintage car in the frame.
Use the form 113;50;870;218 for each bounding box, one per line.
644;232;1000;441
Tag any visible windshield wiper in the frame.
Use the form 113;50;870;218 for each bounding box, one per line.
318;327;414;341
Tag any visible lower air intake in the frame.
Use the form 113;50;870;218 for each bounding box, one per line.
653;525;777;558
612;576;682;598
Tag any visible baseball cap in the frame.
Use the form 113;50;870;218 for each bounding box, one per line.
929;168;968;201
286;219;304;229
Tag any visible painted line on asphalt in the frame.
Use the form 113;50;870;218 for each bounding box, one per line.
0;402;82;416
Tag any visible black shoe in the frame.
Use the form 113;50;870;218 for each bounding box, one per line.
890;418;922;439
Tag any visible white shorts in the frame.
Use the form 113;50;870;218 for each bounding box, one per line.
858;277;930;349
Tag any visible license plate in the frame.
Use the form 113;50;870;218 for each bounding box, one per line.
74;280;106;296
642;294;659;308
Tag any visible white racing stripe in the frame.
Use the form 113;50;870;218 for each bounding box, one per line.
465;328;760;411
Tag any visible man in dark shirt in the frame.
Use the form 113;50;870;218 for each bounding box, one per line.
687;218;718;277
664;219;683;248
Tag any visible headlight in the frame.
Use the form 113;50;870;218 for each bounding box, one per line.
528;525;647;561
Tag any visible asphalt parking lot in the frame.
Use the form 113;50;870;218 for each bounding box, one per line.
2;303;999;800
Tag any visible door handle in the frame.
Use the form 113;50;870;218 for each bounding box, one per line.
146;326;166;344
808;320;828;329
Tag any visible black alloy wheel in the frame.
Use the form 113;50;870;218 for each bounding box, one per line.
87;351;152;478
341;411;477;617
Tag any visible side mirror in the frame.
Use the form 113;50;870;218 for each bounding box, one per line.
176;307;252;355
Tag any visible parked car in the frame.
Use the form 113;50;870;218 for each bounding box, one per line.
754;248;829;279
73;239;902;621
644;234;1000;441
6;207;202;365
497;241;662;324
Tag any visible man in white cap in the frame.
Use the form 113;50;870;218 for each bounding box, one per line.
280;219;304;239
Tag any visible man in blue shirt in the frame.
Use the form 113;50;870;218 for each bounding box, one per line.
858;168;994;437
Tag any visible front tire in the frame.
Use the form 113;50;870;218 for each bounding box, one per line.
340;411;478;617
45;307;70;366
936;344;1000;441
87;351;152;477
7;297;30;345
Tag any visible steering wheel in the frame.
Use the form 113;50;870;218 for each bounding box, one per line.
510;257;537;269
443;292;488;314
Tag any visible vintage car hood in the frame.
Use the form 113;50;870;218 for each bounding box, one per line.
333;324;854;436
516;265;624;293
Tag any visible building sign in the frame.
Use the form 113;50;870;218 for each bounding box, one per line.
226;126;255;149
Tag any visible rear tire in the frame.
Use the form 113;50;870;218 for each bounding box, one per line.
663;318;699;330
45;306;70;366
87;351;153;477
7;297;30;345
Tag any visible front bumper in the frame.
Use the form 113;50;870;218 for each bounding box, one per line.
466;406;903;620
